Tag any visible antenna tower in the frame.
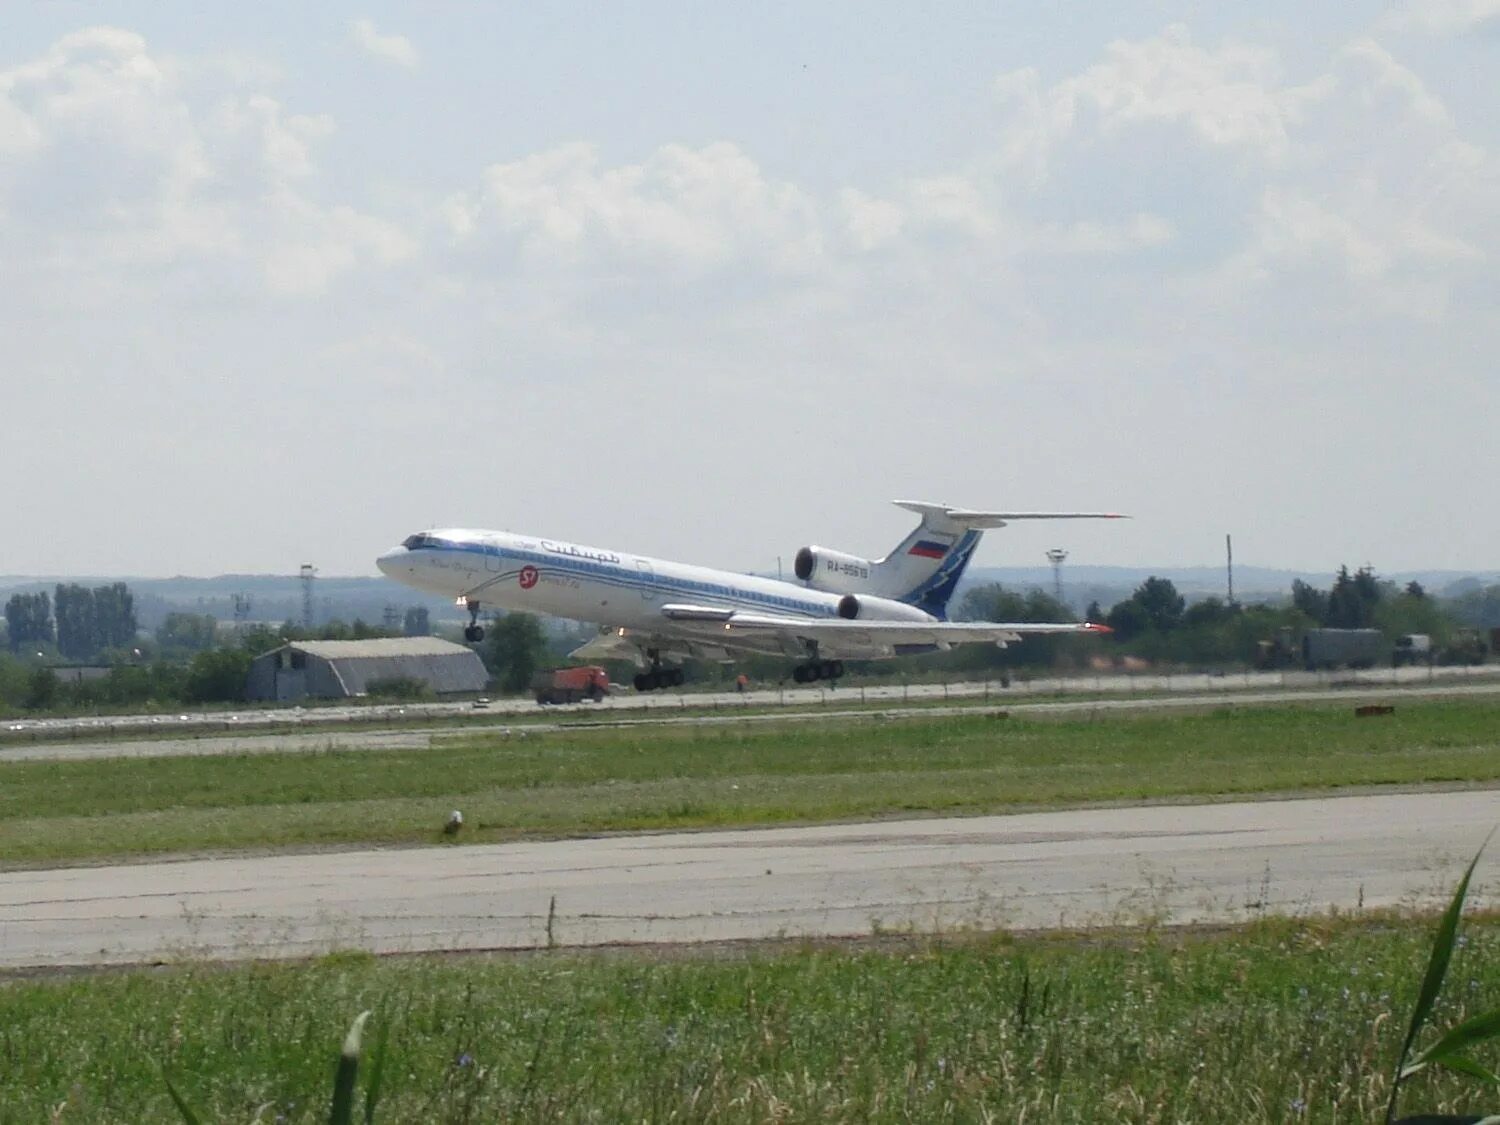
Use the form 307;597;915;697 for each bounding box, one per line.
299;564;316;630
232;592;253;624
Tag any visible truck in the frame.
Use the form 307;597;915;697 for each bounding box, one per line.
1392;633;1434;667
1302;628;1385;671
532;665;610;705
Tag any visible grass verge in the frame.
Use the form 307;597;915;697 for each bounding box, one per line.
5;916;1500;1122
5;700;1500;867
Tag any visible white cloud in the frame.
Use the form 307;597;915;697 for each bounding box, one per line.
1038;214;1176;255
0;27;416;297
444;141;823;274
993;24;1333;177
351;19;419;69
838;188;905;251
1381;0;1500;34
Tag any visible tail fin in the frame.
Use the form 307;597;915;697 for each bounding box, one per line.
876;501;1126;619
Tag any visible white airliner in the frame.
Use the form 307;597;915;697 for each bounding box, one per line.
376;501;1123;691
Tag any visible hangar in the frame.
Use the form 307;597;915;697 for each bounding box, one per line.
244;637;488;702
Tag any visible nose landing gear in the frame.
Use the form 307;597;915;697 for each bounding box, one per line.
462;599;485;643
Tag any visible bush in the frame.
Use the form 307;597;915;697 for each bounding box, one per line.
363;677;432;701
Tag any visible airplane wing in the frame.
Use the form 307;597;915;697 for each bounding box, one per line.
658;603;1109;655
571;605;1110;666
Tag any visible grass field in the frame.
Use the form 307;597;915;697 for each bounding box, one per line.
3;916;1498;1122
4;700;1500;867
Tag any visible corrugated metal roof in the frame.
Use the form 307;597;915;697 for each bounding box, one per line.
268;637;489;695
289;637;474;660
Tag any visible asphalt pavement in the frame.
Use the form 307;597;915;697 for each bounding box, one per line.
3;789;1496;969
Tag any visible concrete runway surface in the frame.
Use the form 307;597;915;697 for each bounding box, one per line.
3;789;1498;970
5;664;1494;745
9;680;1500;764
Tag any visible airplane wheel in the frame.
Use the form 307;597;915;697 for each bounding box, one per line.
464;625;484;643
633;673;652;692
668;669;685;688
823;660;843;679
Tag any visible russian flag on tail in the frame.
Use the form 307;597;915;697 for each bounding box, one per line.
907;539;949;559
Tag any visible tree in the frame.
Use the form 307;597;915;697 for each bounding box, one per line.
23;666;58;710
53;584;93;660
486;612;547;693
1105;577;1185;641
1132;577;1186;632
4;592;53;653
54;583;137;661
1326;566;1381;629
1104;598;1152;642
1374;588;1453;643
156;612;218;654
952;583;1081;669
93;582;137;652
237;624;287;656
182;649;252;703
1291;579;1328;624
1182;596;1236;630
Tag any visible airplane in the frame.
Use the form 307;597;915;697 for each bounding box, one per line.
375;501;1125;691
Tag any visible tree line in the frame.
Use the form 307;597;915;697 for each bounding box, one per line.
0;601;440;715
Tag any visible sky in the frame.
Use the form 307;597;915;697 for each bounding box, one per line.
1;2;1496;579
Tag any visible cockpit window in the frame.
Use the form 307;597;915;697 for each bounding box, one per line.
402;533;438;550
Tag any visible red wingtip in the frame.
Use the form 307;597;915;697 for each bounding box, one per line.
1084;622;1114;634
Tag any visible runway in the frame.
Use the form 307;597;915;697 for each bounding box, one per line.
3;788;1497;970
6;678;1500;763
5;664;1495;750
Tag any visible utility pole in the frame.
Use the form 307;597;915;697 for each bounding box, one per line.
1226;534;1235;607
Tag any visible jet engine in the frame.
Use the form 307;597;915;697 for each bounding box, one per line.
836;593;935;622
792;546;876;595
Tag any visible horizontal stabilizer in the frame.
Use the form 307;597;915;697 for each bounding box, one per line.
892;500;1127;529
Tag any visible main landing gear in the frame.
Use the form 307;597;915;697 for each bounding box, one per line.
792;659;844;684
463;599;485;644
633;649;684;692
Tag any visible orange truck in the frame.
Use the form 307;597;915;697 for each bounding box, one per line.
531;665;610;705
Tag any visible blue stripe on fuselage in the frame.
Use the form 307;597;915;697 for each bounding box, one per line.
415;539;837;618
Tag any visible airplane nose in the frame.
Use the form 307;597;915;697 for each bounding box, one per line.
376;547;406;576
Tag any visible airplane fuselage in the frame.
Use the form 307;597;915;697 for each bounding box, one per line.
377;528;865;634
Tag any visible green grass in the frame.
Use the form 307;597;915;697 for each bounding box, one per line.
4;917;1500;1122
5;701;1500;867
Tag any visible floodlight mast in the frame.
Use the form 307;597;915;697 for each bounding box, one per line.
1045;548;1068;605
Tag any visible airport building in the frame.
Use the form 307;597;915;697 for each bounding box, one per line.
243;637;488;702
